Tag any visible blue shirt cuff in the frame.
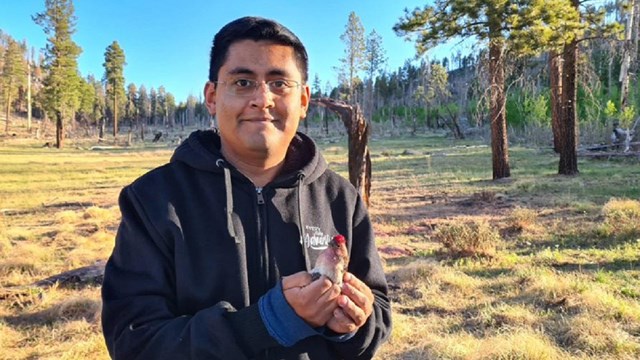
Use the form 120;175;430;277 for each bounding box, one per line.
258;281;318;347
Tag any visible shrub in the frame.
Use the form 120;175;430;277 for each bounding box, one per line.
433;220;502;258
507;207;538;231
600;198;640;240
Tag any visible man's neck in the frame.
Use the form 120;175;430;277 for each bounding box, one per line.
221;147;285;187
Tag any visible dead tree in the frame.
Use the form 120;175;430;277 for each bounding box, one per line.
311;98;372;207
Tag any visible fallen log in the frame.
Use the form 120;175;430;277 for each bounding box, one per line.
33;260;106;287
579;151;640;159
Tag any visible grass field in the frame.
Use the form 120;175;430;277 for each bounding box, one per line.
1;128;639;359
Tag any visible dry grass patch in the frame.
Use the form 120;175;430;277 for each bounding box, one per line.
0;320;24;352
433;220;502;258
374;312;443;359
374;312;498;360
600;198;640;240
558;314;640;357
473;330;566;360
388;260;486;323
378;328;567;360
0;219;12;256
580;286;640;323
4;135;640;359
516;267;589;307
474;303;540;331
0;242;60;283
506;206;539;232
0;287;104;359
388;259;440;284
82;206;120;228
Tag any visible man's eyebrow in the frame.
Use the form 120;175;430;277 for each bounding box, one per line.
266;69;288;77
226;67;290;78
227;67;255;76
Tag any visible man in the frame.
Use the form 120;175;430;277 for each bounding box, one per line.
101;16;391;359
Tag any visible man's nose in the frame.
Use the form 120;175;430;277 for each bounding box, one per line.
250;82;275;107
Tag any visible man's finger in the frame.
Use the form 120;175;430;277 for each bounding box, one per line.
341;282;369;308
327;308;358;334
337;294;368;327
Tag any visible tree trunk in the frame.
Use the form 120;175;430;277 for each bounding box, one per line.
444;106;465;139
311;98;371;206
322;107;328;136
4;90;10;133
489;39;510;179
549;51;563;153
620;0;636;110
27;59;32;133
559;29;579;175
55;110;64;149
99;117;105;140
113;88;118;139
608;54;614;99
139;116;145;141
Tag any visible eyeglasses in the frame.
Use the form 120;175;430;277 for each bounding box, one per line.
214;79;301;97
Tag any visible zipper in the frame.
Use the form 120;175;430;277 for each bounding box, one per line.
255;187;269;300
256;187;265;205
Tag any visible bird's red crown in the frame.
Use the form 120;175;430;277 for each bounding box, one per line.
333;234;346;245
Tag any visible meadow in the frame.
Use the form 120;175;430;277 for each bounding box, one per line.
1;128;639;359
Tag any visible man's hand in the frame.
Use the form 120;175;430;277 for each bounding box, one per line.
326;272;374;334
282;271;341;328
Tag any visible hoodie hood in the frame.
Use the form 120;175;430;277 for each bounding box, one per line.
170;129;329;253
170;129;327;186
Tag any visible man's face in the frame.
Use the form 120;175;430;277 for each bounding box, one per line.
204;40;310;164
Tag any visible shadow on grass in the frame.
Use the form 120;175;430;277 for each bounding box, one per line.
551;258;638;272
515;228;640;254
1;297;100;327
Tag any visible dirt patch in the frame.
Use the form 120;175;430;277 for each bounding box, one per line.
378;246;413;259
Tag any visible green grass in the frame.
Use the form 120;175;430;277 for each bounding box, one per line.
1;129;640;359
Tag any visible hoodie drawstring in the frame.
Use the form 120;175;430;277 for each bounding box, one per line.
296;173;311;271
216;159;238;243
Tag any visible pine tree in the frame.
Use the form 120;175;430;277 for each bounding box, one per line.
136;85;149;139
88;74;105;129
103;40;126;138
363;29;386;120
77;75;95;128
33;0;82;148
125;83;137;125
395;0;580;179
555;2;621;175
157;86;167;125
338;12;366;103
1;36;27;133
149;87;157;125
165;92;176;127
312;73;322;98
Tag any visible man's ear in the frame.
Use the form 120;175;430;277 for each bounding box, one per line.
300;84;311;119
204;81;217;115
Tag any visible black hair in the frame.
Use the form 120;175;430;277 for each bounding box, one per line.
208;16;309;83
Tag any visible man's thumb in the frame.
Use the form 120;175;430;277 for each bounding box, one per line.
281;271;312;290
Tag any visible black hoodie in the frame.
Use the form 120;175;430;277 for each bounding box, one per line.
101;130;392;359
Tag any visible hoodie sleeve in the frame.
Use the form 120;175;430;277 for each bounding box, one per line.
101;186;277;359
329;194;393;359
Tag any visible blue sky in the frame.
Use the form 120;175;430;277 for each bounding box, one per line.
0;0;454;103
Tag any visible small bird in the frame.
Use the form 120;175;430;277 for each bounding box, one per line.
309;234;349;286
